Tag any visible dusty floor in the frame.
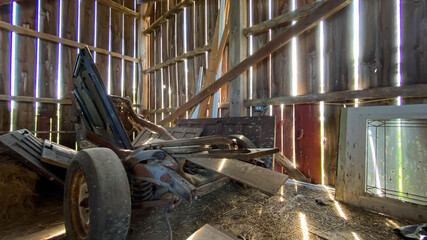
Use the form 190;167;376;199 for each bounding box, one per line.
0;180;411;240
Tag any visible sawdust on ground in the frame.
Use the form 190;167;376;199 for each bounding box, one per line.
128;181;411;240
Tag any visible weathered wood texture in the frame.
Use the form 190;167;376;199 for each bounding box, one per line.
111;0;123;97
14;1;37;133
0;4;10;132
60;0;78;147
251;0;269;101
96;2;111;87
37;0;59;141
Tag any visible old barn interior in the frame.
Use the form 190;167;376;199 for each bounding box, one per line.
0;0;426;239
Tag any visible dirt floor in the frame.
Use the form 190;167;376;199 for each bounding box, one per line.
0;179;412;240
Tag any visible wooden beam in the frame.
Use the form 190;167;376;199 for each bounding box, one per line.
143;0;194;34
144;84;427;115
0;20;139;63
245;84;427;107
275;152;310;183
229;0;247;117
197;2;230;118
138;5;150;111
144;2;154;17
97;0;140;18
0;95;72;105
143;44;211;74
243;0;325;36
158;0;352;126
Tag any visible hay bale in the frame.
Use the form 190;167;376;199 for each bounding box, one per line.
0;157;39;223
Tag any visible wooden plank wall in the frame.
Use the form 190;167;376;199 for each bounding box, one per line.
143;0;426;186
145;0;220;123
0;4;11;132
0;0;139;148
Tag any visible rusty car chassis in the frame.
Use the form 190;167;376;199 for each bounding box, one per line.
0;47;287;239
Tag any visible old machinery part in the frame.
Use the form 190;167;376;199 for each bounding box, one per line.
0;129;66;185
64;148;131;240
72;47;133;150
129;178;154;202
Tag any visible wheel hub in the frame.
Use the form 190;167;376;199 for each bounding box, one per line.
70;169;90;239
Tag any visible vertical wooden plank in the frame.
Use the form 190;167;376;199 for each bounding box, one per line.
124;0;135;101
294;0;321;184
270;0;291;170
251;0;269;100
161;21;169;115
297;0;319;95
379;1;394;88
79;0;94;46
14;2;37;132
295;104;321;184
193;1;205;115
229;0;247;117
324;5;352;92
0;4;11;132
272;106;283;172
401;0;427;86
206;0;218;45
154;3;161;121
38;0;59;141
96;2;109;86
60;0;78;148
271;0;291;98
220;43;229;115
323;4;353;185
168;11;177;110
359;0;380;90
111;0;123;96
323;104;340;186
186;4;196;102
177;10;186;112
148;8;155;122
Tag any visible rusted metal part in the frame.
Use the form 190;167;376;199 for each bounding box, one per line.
129;178;154;202
139;135;233;148
110;95;176;140
130;161;196;203
174;148;279;161
131;127;203;147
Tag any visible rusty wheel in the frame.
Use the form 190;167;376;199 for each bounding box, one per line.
64;148;131;240
69;169;90;239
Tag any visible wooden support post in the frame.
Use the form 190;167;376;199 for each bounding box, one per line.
138;4;149;113
229;0;247;117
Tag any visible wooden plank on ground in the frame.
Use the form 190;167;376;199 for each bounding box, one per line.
275;152;310;182
159;0;352;126
186;157;288;196
186;224;237;240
